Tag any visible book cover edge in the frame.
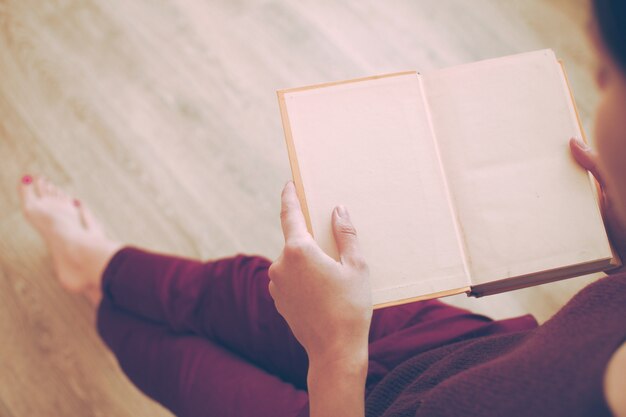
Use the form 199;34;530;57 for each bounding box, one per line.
276;70;417;95
373;286;471;309
559;59;623;271
469;257;616;297
276;90;315;236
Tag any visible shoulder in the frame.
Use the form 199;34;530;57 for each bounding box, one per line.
605;341;626;417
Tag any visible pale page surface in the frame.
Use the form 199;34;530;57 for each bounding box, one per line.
281;73;470;305
422;49;612;285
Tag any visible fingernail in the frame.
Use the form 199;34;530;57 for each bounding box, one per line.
337;205;348;218
21;175;33;185
73;199;81;207
575;137;591;151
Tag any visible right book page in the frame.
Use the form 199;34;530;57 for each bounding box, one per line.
421;49;614;287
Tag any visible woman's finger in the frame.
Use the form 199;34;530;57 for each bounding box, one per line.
569;137;607;187
280;181;310;244
332;206;364;267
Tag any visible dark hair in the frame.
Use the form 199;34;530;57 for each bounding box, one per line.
593;0;626;73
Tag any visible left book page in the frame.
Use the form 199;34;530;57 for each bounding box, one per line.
277;72;471;307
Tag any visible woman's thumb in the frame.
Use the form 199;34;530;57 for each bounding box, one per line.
332;205;362;264
569;137;606;186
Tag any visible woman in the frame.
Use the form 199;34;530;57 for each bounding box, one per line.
17;0;626;416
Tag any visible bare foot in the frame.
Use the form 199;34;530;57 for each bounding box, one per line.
19;175;123;305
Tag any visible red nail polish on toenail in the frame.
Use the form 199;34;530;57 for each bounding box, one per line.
22;175;33;185
73;199;81;207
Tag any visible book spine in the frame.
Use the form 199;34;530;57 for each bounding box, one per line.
417;74;474;285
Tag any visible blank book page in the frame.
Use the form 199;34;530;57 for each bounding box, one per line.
422;49;612;285
281;73;470;304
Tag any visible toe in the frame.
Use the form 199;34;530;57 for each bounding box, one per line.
37;176;56;198
47;182;61;198
43;179;56;197
76;201;103;233
18;174;36;209
34;176;46;198
21;174;33;186
54;183;72;201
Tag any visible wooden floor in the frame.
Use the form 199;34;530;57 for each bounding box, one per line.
0;0;601;415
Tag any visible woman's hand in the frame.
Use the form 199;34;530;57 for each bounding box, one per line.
570;137;626;274
268;181;373;367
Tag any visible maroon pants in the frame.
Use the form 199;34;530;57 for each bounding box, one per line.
96;247;538;417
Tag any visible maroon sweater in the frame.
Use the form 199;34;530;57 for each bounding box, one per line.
365;273;626;417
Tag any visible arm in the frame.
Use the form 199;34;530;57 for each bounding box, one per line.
308;354;368;417
268;181;373;417
571;138;626;414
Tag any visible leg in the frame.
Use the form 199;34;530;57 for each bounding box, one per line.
101;246;314;388
101;246;538;393
17;175;311;388
18;175;536;397
97;297;309;417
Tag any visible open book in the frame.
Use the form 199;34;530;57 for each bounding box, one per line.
276;49;621;308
